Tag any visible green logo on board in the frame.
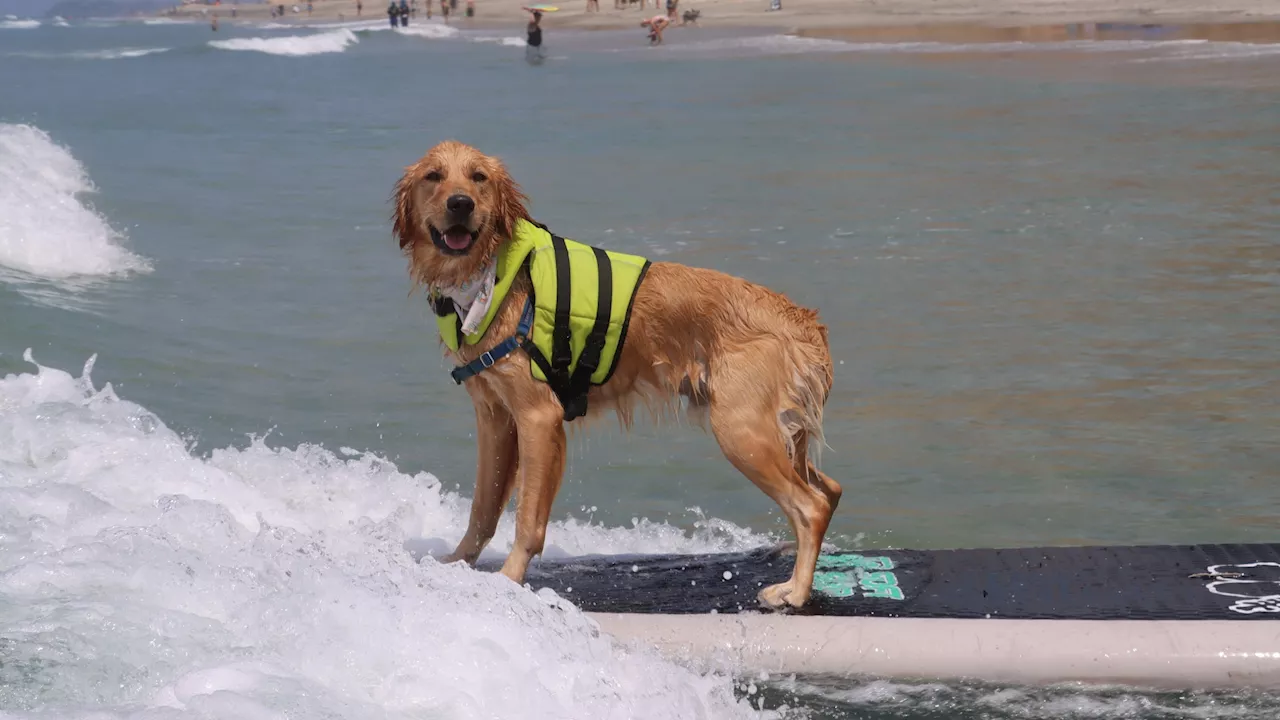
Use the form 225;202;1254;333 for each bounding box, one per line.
813;553;904;600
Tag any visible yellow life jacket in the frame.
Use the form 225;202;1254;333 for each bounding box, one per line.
430;218;651;421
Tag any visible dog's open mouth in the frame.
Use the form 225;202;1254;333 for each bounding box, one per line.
429;224;480;255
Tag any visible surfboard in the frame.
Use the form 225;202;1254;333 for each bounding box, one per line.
486;543;1280;689
508;542;1280;619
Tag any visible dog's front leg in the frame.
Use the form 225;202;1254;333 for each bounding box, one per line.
499;404;566;585
444;402;519;566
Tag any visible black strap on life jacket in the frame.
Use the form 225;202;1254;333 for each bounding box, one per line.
520;234;613;422
564;246;612;414
428;292;465;345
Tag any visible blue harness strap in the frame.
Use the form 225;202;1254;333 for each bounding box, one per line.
449;297;535;385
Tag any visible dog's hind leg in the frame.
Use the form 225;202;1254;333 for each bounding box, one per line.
793;429;842;509
499;403;567;585
444;402;520;566
708;354;836;609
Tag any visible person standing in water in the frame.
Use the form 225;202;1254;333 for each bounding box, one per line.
387;0;398;26
526;9;543;47
523;9;545;62
399;0;409;25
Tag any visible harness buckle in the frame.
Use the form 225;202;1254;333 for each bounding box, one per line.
479;351;496;368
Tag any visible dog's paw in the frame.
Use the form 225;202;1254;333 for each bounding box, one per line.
438;549;482;567
758;580;809;611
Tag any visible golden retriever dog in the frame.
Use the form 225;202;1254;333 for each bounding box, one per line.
392;140;841;609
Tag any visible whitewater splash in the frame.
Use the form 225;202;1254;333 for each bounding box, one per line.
303;17;394;30
8;47;171;60
1130;39;1280;62
0;351;775;719
0;18;39;28
631;33;1276;62
470;34;526;47
80;47;170;59
0;124;151;282
212;22;495;55
210;28;358;56
394;23;460;40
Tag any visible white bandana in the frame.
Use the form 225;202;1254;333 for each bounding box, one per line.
435;257;498;336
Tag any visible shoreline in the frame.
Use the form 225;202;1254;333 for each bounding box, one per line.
159;0;1280;38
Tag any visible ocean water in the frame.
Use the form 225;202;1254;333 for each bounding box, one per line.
2;15;1279;719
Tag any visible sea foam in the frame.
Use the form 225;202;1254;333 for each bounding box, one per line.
0;350;777;720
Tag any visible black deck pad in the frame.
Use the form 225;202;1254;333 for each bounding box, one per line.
478;543;1280;619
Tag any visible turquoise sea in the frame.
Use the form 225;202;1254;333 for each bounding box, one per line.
2;14;1279;719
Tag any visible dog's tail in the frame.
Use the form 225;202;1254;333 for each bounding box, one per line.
779;316;833;469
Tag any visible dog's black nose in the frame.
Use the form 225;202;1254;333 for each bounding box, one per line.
446;194;475;216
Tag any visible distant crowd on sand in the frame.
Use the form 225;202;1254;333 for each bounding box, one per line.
192;0;704;38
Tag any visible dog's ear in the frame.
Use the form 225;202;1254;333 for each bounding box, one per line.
392;168;419;251
489;161;532;239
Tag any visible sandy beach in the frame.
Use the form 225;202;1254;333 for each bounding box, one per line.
162;0;1280;36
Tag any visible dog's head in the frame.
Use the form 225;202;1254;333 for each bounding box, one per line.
392;140;530;288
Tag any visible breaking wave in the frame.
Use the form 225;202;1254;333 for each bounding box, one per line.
210;27;358;56
0;351;776;719
0;124;151;283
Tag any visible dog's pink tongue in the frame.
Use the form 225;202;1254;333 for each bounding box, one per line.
444;230;471;250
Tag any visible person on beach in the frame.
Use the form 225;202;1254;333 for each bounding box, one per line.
356;0;362;15
399;0;409;24
465;0;474;17
641;13;668;44
387;0;398;26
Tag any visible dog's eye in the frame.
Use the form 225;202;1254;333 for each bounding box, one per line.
424;171;442;182
471;171;488;183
